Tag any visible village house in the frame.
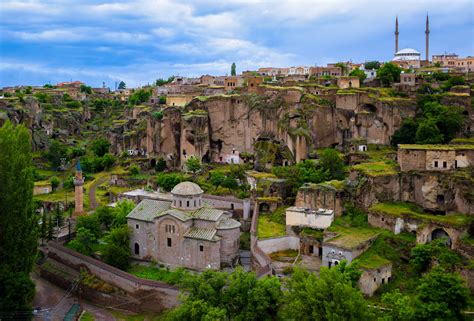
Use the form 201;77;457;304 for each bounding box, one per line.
397;144;474;172
285;207;334;229
224;76;244;91
246;76;264;93
432;54;474;72
322;230;378;267
336;76;360;89
200;75;215;86
358;262;392;296
166;94;194;107
309;66;342;77
127;182;241;271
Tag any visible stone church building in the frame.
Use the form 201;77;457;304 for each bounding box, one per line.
127;182;241;271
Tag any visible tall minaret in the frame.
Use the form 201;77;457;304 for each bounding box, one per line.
74;160;85;216
425;13;430;62
395;15;399;54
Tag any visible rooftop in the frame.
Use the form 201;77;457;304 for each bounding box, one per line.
171;181;204;196
184;227;219;241
398;144;474;151
325;225;379;250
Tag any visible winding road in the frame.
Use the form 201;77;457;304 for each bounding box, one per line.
88;176;109;210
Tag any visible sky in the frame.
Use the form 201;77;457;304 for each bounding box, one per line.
0;0;473;88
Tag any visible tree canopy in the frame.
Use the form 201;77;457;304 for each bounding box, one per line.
231;62;236;76
0;121;38;316
377;62;402;86
349;67;367;83
118;81;126;89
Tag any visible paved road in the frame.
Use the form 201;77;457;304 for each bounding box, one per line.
88;176;108;210
32;273;115;321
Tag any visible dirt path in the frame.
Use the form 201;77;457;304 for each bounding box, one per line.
88;176;108;210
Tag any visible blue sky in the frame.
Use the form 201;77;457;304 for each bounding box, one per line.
0;0;473;88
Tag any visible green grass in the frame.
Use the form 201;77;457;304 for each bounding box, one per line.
269;249;299;261
398;144;474;150
257;215;286;239
370;202;472;227
352;161;398;177
356;252;391;269
317;179;345;191
326;223;380;249
240;232;250;250
300;228;324;240
127;265;190;285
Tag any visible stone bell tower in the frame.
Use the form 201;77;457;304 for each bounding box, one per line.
74;160;85;216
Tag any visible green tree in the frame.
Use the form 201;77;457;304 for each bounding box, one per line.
68;227;97;255
47;212;54;240
50;176;60;191
0;121;38;317
118;81;126;89
96;206;115;230
422;101;464;143
390;118;418;147
410;239;461;274
349;67;367;83
113;199;135;226
91;138;111;157
377;62;402;86
40;210;47;244
44;139;68;169
155;157;167;172
185;155;202;174
221;177;238;191
416;267;469;320
129;88;152;105
101;153;116;170
364;61;380;70
166;268;281;321
209;171;226;190
281;266;373;321
80;84;92;94
381;290;417;321
156;173;186;192
231;62;236;76
319;148;345;180
102;226;130;269
415;119;444;144
76;214;101;238
129;164;140;175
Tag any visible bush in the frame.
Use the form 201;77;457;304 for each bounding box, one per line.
66;101;81;109
50;176;60;191
76;214;101;238
156;173;186;192
155;157;167;172
102;244;130;270
129;164;140;175
91;138;111;157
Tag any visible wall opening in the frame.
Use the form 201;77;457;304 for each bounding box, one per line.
431;228;452;248
134;243;140;255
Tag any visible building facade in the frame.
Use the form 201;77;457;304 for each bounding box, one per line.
127;182;241;271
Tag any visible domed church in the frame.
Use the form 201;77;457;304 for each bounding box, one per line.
127;181;241;271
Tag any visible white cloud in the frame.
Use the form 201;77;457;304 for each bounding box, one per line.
151;27;175;38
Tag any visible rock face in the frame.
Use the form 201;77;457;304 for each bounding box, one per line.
352;171;474;215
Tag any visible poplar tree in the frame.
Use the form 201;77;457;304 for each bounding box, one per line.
0;121;38;317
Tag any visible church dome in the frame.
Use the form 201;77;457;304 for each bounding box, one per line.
171;181;204;196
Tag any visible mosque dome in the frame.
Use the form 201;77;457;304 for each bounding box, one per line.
393;48;421;61
171;181;204;196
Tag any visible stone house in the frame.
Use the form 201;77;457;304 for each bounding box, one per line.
337;76;360;89
295;183;345;217
397;144;474;172
358;263;392;296
246;76;263;93
309;66;342;77
166;95;194;107
127;182;241;271
200;75;215;86
285;207;334;229
224;76;244;91
322;231;378;267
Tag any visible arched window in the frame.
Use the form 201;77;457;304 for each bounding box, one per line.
134;243;140;255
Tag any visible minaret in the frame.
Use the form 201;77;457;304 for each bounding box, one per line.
74;160;85;216
395;15;399;54
425;13;430;62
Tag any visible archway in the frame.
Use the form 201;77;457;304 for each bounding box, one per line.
431;228;452;248
150;158;157;168
134;242;140;255
358;103;377;113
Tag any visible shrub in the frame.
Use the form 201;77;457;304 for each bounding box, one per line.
156;173;186;192
129;164;140;175
50;176;60;191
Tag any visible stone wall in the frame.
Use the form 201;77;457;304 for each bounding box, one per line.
295;184;344;216
256;236;300;254
47;242;179;312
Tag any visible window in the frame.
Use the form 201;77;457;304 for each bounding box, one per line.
199;245;204;252
230;203;234;210
434;161;438;168
179;200;182;207
374;278;376;282
187;200;190;207
167;238;172;247
135;224;139;229
309;245;314;254
381;278;385;284
194;200;196;207
134;243;140;255
455;160;458;168
443;161;447;168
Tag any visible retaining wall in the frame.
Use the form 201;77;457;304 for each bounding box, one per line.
256;236;300;254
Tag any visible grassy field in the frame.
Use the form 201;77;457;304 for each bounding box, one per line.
370;202;472;227
257;215;286;239
352;161;398;177
127;265;190;285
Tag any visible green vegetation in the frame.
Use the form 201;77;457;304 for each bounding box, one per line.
127;265;190;285
370;202;472;227
327;223;380;249
349;67;367;83
80;311;95;321
129;88;151;106
185;155;202;174
269;249;299;261
156;172;188;191
258;214;286;239
352;161;398;177
377;62;402;86
300;228;323;240
0;121;38;315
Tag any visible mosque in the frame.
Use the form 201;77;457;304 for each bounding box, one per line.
392;15;430;69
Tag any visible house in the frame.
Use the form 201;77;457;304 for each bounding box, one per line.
224;76;244;91
127;182;241;271
246;76;264;93
399;73;416;86
309;66;342;77
337;76;360;89
322;229;378;267
33;181;52;195
166;94;194;107
285;207;334;229
358;262;392;296
200;75;215;86
397;144;474;172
